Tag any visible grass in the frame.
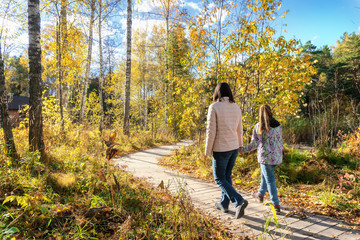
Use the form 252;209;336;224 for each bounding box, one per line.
318;185;338;207
0;123;234;239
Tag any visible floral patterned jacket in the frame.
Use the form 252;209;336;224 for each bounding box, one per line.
241;122;283;165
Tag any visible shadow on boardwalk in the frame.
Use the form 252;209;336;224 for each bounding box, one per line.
114;141;360;240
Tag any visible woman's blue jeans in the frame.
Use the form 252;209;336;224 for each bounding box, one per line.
212;149;244;209
259;164;280;206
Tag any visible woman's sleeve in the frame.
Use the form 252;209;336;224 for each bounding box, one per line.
241;125;260;153
205;105;216;156
237;109;243;147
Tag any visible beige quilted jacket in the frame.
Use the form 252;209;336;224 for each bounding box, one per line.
205;97;243;156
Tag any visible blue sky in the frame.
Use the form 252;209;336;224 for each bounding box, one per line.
176;0;360;48
4;0;360;57
278;0;360;47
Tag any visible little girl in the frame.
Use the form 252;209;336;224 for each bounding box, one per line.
240;104;283;213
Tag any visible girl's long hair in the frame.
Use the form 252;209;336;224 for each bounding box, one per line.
213;82;235;103
258;104;273;134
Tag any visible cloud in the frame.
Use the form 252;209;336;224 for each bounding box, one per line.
119;15;164;34
183;1;202;12
135;0;164;13
312;35;318;41
133;19;164;32
136;0;154;12
1;19;27;55
201;4;229;29
2;19;22;38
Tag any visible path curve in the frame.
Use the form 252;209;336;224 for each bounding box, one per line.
113;141;360;239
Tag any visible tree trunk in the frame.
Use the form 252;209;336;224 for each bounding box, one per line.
215;0;224;79
59;0;67;131
79;0;95;123
0;43;19;160
123;0;132;136
28;0;45;153
56;21;64;131
164;13;169;130
144;79;148;131
98;0;105;133
140;61;147;130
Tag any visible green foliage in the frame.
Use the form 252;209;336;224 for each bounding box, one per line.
0;226;19;240
262;202;285;240
316;148;354;168
318;185;338;207
333;32;360;101
4;56;29;96
297;33;360;147
278;146;356;184
280;147;316;183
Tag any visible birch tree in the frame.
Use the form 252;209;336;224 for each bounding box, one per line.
79;0;96;123
152;0;181;129
28;0;45;153
98;0;105;132
0;0;19;160
56;0;68;130
0;45;19;160
123;0;132;135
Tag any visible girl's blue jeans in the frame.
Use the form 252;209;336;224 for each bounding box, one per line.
212;149;244;209
259;163;280;206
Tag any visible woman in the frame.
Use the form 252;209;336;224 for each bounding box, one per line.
205;82;248;219
240;104;283;213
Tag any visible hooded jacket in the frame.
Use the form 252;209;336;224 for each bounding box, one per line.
241;118;283;165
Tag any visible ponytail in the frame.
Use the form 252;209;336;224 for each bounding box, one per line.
258;104;273;134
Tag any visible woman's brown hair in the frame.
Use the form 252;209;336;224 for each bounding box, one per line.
258;104;273;134
213;82;235;103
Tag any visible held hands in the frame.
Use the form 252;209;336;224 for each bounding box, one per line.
238;147;243;155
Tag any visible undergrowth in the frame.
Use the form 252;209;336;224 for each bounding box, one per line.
0;120;233;239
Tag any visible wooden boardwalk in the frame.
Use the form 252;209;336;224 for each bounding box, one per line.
114;141;360;239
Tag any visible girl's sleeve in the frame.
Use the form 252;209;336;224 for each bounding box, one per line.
205;105;216;156
241;125;260;153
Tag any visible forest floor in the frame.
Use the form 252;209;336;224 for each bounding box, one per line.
288;144;314;152
115;141;360;239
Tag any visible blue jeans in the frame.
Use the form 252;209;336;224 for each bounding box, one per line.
259;164;280;206
213;149;244;208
